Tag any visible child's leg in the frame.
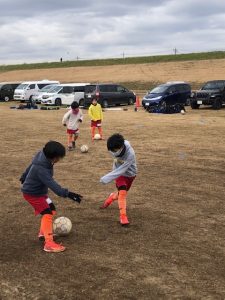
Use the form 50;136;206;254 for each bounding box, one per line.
72;132;79;148
118;189;129;225
67;134;73;150
98;126;103;139
100;191;118;209
91;126;96;141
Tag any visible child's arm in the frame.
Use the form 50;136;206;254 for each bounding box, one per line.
100;106;103;121
19;164;32;184
79;109;83;122
37;167;69;197
100;159;132;184
62;111;70;125
88;106;93;120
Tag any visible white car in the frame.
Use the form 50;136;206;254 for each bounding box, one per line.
13;80;60;101
40;83;89;106
32;84;59;103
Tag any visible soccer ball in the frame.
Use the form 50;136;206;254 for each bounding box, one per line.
80;144;89;153
53;217;72;236
181;109;185;115
94;133;101;140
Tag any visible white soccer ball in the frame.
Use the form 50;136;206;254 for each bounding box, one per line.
181;109;185;115
80;144;89;153
94;133;101;140
53;217;72;236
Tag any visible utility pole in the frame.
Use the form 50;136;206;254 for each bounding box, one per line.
173;48;178;55
122;52;125;59
77;56;79;61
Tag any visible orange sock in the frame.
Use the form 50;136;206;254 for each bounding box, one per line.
40;214;53;242
118;190;127;216
91;127;95;139
98;127;103;138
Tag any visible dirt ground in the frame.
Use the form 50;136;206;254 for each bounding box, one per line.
1;102;225;299
1;58;225;85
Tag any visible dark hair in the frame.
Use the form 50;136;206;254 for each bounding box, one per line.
107;134;125;151
71;101;79;109
92;98;97;102
43;141;66;159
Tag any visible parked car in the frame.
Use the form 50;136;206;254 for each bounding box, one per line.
190;80;225;110
40;83;89;106
13;80;60;102
0;82;21;102
32;84;59;103
83;84;136;108
142;82;191;110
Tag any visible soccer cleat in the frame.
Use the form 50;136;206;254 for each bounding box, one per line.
67;146;73;151
100;193;115;209
72;141;76;149
44;241;66;253
120;214;130;226
38;231;45;241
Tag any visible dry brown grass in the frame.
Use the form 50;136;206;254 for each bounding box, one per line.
1;103;225;299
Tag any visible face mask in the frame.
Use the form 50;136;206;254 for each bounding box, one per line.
109;147;123;157
72;108;79;114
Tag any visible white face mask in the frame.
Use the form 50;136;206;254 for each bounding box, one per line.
109;147;123;157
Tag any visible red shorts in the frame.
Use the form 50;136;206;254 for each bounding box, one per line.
91;120;102;127
23;193;52;215
116;176;136;191
67;129;79;134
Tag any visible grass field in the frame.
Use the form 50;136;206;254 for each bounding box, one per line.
1;103;225;299
1;51;225;73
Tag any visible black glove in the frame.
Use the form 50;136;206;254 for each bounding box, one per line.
68;191;83;203
78;119;82;123
63;124;66;126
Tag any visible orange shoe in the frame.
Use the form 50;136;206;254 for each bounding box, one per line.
120;214;130;226
100;193;115;209
44;241;65;253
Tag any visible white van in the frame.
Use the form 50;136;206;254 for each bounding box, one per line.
40;83;89;106
13;80;60;101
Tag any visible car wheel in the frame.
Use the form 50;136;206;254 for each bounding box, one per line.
55;98;62;106
4;96;10;102
79;99;84;106
212;98;222;110
102;100;108;108
128;98;134;105
160;100;167;111
190;101;200;109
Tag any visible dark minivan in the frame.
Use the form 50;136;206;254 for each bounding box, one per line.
83;84;136;108
142;82;191;110
0;82;21;101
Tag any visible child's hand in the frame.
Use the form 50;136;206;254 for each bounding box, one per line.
68;191;83;203
78;119;82;123
63;124;66;126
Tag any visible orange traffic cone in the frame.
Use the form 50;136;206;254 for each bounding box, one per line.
134;95;140;111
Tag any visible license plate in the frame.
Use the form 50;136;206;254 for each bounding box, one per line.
197;100;202;104
145;103;149;106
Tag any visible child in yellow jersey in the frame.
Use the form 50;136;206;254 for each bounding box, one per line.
88;98;104;141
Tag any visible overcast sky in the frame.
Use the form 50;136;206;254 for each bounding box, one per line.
0;0;225;64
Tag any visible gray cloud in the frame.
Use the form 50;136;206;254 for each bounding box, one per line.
0;0;224;64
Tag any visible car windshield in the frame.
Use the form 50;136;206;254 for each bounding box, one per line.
17;84;29;90
150;85;168;94
38;85;57;92
85;85;96;93
47;86;62;93
202;82;225;90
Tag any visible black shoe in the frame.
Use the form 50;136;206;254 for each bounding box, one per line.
72;141;76;149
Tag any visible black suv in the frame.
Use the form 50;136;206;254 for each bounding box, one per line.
190;80;225;110
142;82;191;110
0;82;21;101
83;84;136;108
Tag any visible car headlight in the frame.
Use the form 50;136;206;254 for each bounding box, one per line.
191;92;196;97
150;96;162;101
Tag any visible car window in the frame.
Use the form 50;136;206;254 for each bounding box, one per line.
168;86;176;94
29;84;35;89
38;83;49;89
2;85;11;90
85;85;96;93
99;85;110;92
62;86;74;93
74;86;85;92
117;86;127;92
